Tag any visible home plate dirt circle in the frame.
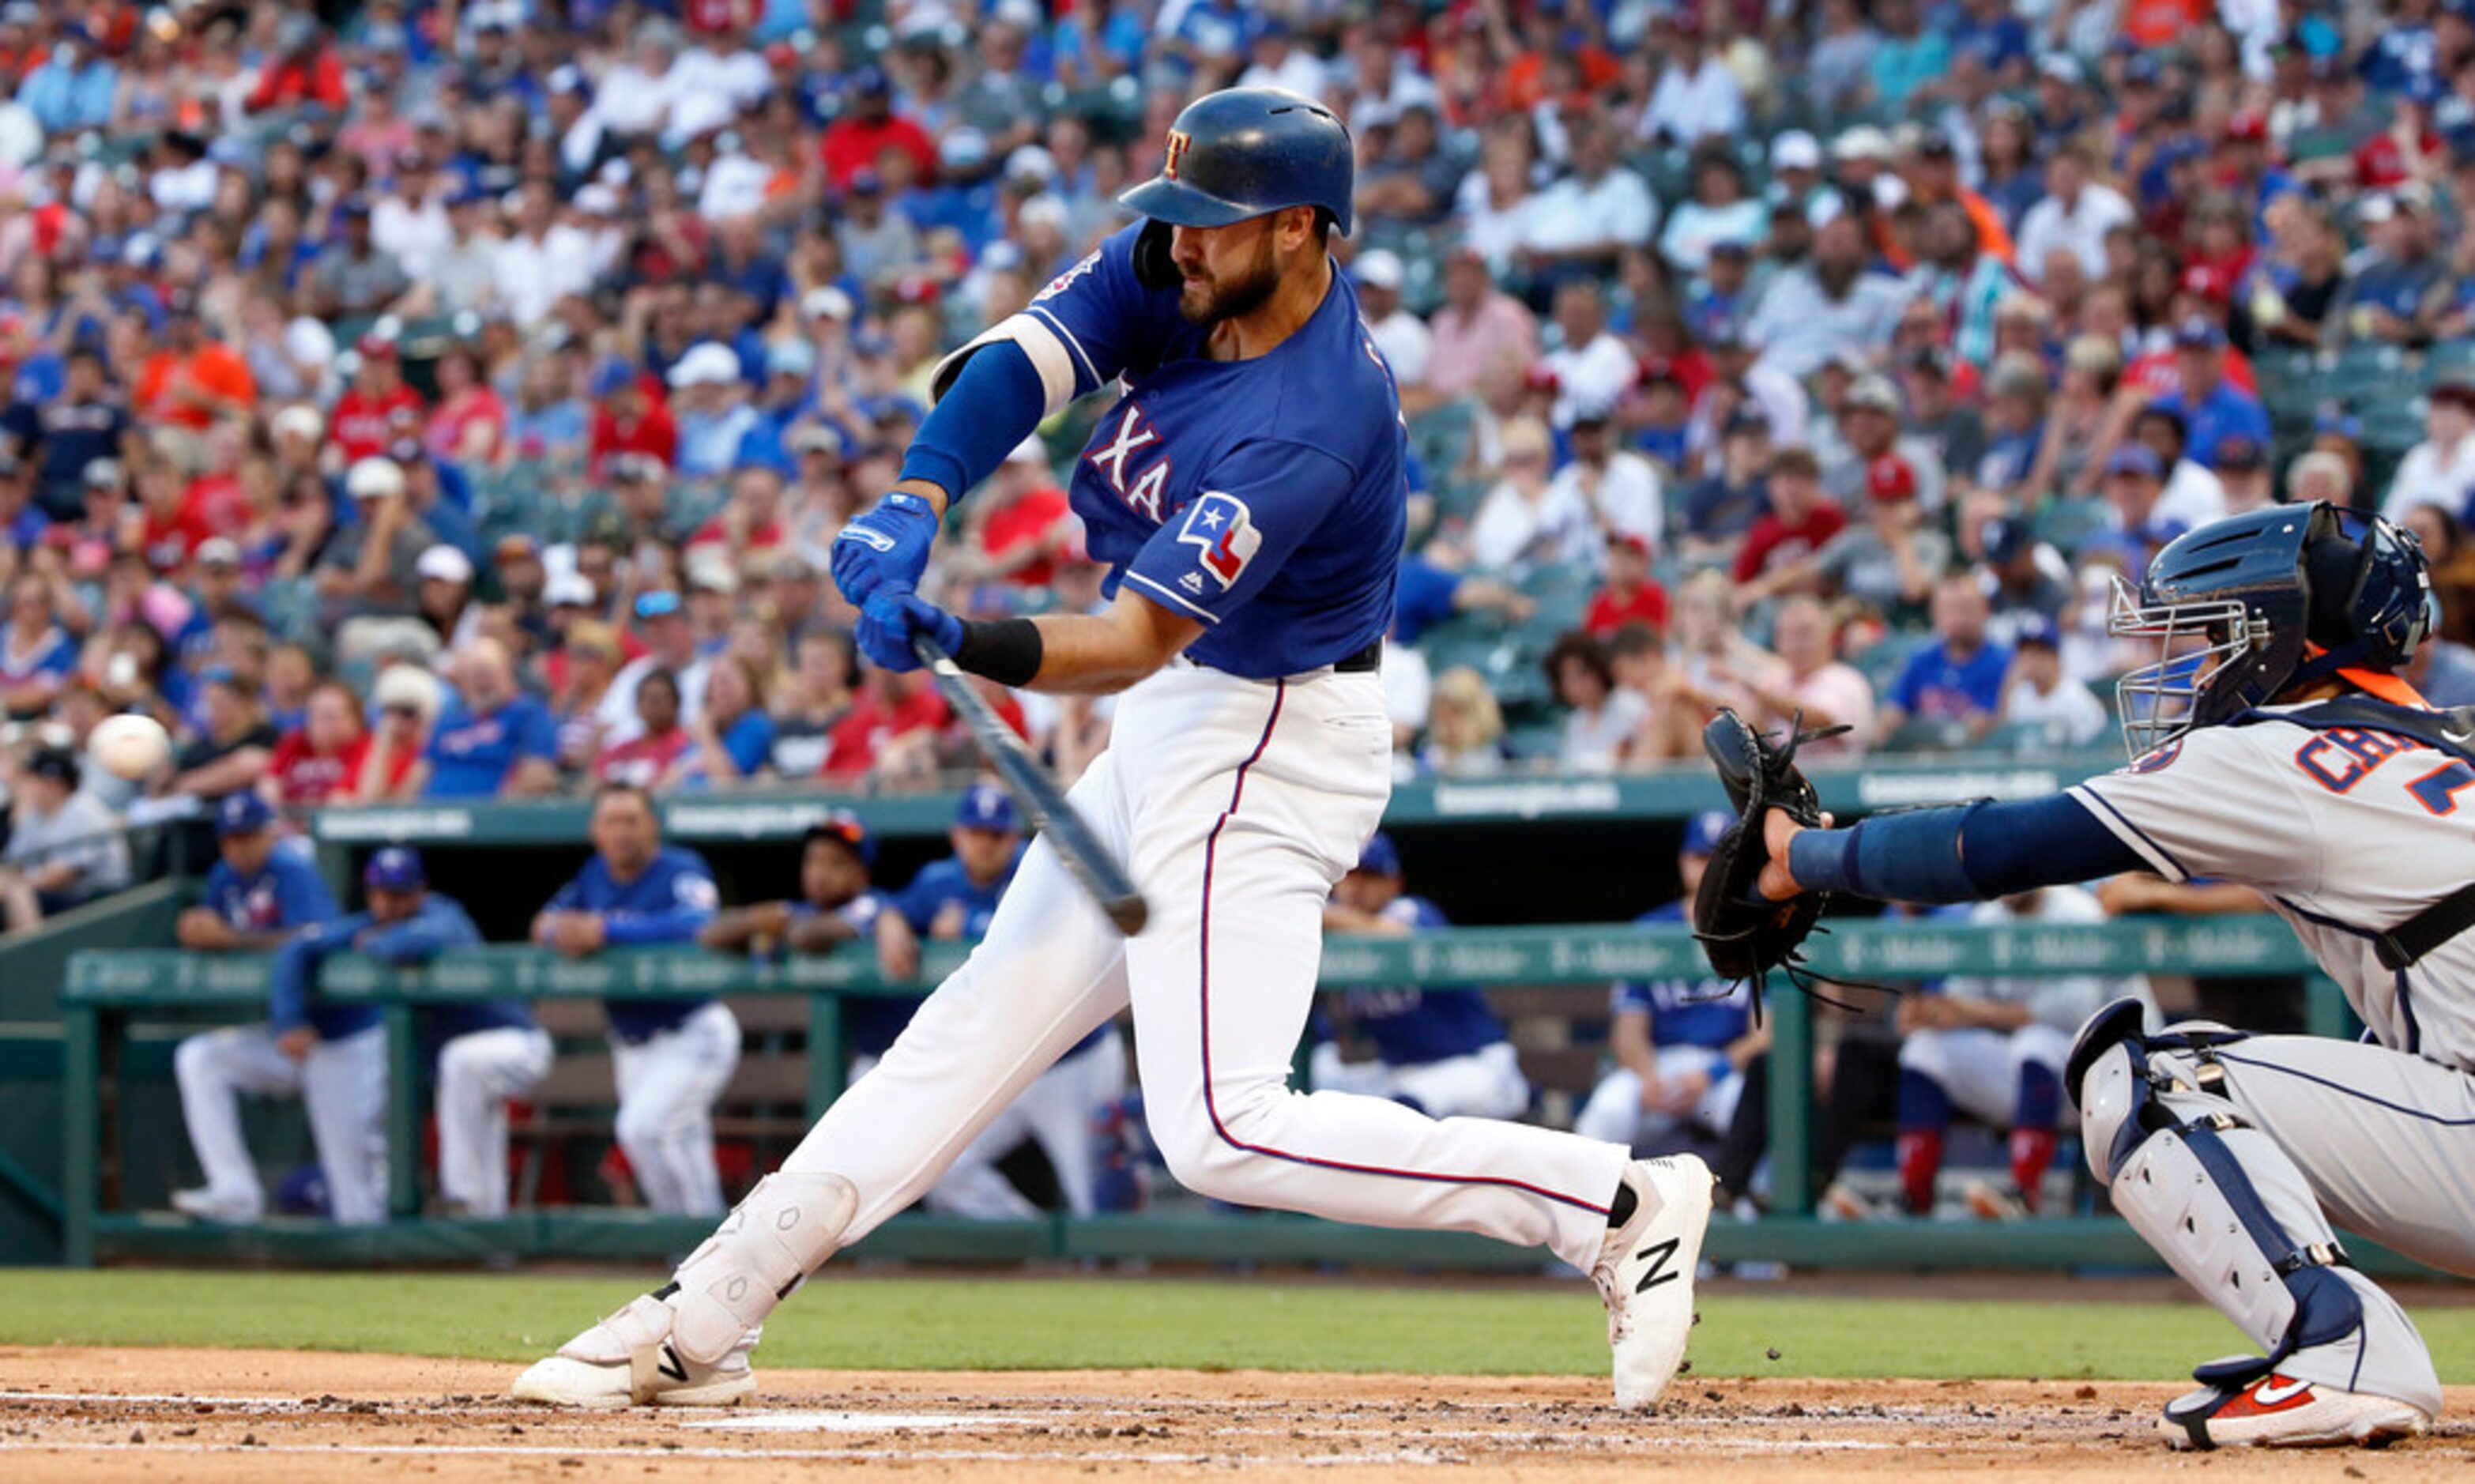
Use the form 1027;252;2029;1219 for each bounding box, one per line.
3;1349;2473;1480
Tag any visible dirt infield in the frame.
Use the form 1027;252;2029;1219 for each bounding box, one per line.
2;1350;2472;1480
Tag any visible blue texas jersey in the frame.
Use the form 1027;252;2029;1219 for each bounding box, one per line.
1339;895;1509;1066
1610;903;1754;1049
542;846;721;1041
202;849;340;937
1002;223;1407;676
895;853;1019;938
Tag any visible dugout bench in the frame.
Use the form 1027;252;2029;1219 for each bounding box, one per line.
58;917;2404;1276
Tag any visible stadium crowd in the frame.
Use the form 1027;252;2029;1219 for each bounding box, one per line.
9;1;2475;886
6;0;2473;1222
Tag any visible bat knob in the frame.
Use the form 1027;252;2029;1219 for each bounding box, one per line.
1105;896;1150;936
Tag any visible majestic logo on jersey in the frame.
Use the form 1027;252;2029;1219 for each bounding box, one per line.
1177;492;1261;589
1034;251;1100;303
2127;740;2183;774
1089;403;1172;521
1163;129;1192;181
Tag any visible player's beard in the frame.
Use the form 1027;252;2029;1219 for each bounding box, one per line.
1177;235;1281;326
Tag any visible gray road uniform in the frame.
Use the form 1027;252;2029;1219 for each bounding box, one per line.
2066;706;2475;1419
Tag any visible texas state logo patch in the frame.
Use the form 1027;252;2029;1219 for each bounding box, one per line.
1177;492;1261;589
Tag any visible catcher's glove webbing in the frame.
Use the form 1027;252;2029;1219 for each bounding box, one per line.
1691;709;1860;1009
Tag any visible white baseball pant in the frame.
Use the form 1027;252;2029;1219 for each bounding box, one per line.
1309;1040;1532;1121
779;661;1630;1273
1575;1046;1747;1151
612;1000;741;1216
1900;1024;2074;1126
435;1026;555;1218
174;1023;389;1225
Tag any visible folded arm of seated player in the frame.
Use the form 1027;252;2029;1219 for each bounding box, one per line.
1780;794;2147;904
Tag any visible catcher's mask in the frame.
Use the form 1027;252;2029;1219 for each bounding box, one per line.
2110;503;2433;760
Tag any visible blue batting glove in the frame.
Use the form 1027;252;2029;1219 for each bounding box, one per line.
831;492;940;607
856;589;964;672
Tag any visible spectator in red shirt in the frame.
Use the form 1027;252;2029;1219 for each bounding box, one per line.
586;358;677;479
818;66;936;193
1584;533;1671;637
329;337;426;465
133;296;256;433
132;458;212;576
245;16;348;115
1731;446;1845;588
266;678;372;806
962;437;1074;588
821;668;951;785
594;668;696;789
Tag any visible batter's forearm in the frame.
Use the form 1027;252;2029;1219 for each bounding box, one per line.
1015;593;1206;696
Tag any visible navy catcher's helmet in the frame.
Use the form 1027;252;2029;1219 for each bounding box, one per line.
1119;86;1354;235
2111;502;2434;758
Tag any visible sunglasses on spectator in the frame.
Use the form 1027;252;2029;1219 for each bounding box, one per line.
383;704;420;718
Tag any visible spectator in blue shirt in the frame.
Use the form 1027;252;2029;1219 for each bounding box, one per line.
416;638;560;799
2338;194;2447;345
2151;318;2271;469
1878;573;2014;744
531;783;735;1215
170;793;358;1225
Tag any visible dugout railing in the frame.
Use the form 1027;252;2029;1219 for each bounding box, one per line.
54;918;2394;1275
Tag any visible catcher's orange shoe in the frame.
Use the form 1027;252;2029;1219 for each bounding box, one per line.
2161;1372;2430;1449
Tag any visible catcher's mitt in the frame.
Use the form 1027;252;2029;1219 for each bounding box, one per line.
1692;708;1843;985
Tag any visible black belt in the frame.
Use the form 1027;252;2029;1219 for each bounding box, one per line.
1333;639;1382;673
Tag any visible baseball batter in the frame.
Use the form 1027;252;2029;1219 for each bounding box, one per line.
514;86;1712;1412
1747;503;2469;1449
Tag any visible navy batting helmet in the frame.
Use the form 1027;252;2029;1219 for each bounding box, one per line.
1119;86;1354;235
2111;502;2434;759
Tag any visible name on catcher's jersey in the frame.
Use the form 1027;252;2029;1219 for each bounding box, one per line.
983;223;1407;678
2070;708;2475;1070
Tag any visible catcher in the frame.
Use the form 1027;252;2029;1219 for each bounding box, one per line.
1701;503;2470;1452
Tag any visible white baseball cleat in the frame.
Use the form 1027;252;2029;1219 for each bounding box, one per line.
510;1294;755;1409
2162;1372;2432;1449
1592;1154;1715;1410
169;1187;260;1223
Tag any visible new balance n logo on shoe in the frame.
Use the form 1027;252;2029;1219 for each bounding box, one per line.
657;1344;689;1384
1633;1237;1681;1294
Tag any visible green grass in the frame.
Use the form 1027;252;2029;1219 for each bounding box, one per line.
9;1270;2432;1381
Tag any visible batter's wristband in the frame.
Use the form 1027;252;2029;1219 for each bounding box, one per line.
953;617;1045;687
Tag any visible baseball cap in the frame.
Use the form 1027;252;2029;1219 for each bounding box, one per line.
955;781;1018;833
2224;111;2269;144
1843;375;1901;414
494;532;541;563
611;451;668;483
2172;315;2228;351
347;458;405;501
364;846;427;891
801;286;854;322
804;808;877;867
1981;516;2030;567
215;791;276;838
544;571;597;608
634;589;684;621
2212;435;2268;473
2105;445;2164;480
1354;831;1403;878
1682;810;1733;858
1354;249;1405;292
768;337;818;380
1833;125;1893;164
196;537;241;569
1769;130;1822;171
668;343;742;389
416;544;475;585
24;746;79;789
2014;615;2063;650
1865;454;1918;502
588;357;638;398
83;458;123;489
355;330;397;360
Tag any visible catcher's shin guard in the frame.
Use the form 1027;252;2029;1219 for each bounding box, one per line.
2076;1035;2440;1418
665;1172;858;1365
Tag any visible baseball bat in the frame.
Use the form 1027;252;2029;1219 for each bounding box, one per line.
910;632;1150;936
